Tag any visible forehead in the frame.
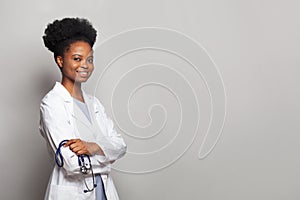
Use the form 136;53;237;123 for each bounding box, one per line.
66;41;93;55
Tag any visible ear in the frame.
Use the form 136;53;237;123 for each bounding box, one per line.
56;56;64;68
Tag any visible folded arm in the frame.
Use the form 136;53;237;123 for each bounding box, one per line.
93;97;127;164
39;99;110;174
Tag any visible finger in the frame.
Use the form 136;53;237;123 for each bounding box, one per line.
69;142;83;151
69;141;81;148
71;143;88;152
70;142;86;151
63;140;75;147
64;139;80;147
77;150;90;156
71;146;85;153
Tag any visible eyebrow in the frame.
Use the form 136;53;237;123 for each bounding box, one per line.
71;54;81;56
72;54;93;57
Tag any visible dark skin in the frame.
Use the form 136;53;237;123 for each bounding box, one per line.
56;40;105;156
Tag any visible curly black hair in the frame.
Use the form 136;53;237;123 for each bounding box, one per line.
42;17;97;59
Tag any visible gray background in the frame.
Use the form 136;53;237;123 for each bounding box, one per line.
0;0;299;199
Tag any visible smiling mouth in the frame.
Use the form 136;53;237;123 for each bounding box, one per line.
77;71;89;76
76;71;90;79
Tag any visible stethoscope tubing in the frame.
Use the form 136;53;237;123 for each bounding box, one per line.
55;139;69;167
55;139;97;193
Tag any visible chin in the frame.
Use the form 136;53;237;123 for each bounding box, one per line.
75;78;89;83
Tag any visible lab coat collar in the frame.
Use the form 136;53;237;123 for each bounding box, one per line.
53;81;92;103
53;81;73;103
52;82;96;127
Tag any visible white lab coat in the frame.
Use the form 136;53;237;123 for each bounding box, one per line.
39;82;127;200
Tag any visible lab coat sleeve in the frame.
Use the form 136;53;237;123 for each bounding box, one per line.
39;98;83;174
93;97;127;163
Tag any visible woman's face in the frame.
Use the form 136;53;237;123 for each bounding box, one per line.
57;41;94;83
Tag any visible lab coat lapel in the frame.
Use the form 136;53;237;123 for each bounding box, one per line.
52;82;75;125
52;81;100;137
52;81;91;127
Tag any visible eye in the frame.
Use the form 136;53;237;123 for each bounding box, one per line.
87;58;94;64
73;57;81;62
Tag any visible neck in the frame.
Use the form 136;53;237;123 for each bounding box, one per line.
61;77;84;102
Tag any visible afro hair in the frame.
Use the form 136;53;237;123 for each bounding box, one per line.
42;17;97;58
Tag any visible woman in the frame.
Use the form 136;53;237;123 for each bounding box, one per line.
39;17;127;200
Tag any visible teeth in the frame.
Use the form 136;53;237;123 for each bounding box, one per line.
78;71;88;75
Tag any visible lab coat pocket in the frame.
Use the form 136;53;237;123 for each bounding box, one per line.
48;184;92;200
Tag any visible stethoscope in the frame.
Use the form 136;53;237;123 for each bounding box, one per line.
55;139;97;193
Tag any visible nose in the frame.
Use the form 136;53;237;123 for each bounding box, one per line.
80;65;88;69
80;60;89;69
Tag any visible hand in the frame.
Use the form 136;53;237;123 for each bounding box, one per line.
64;139;91;156
64;139;105;156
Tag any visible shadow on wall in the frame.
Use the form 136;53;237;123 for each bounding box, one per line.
26;66;59;199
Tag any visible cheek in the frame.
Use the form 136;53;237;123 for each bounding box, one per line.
62;61;78;74
71;61;80;68
66;61;80;70
89;64;95;71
